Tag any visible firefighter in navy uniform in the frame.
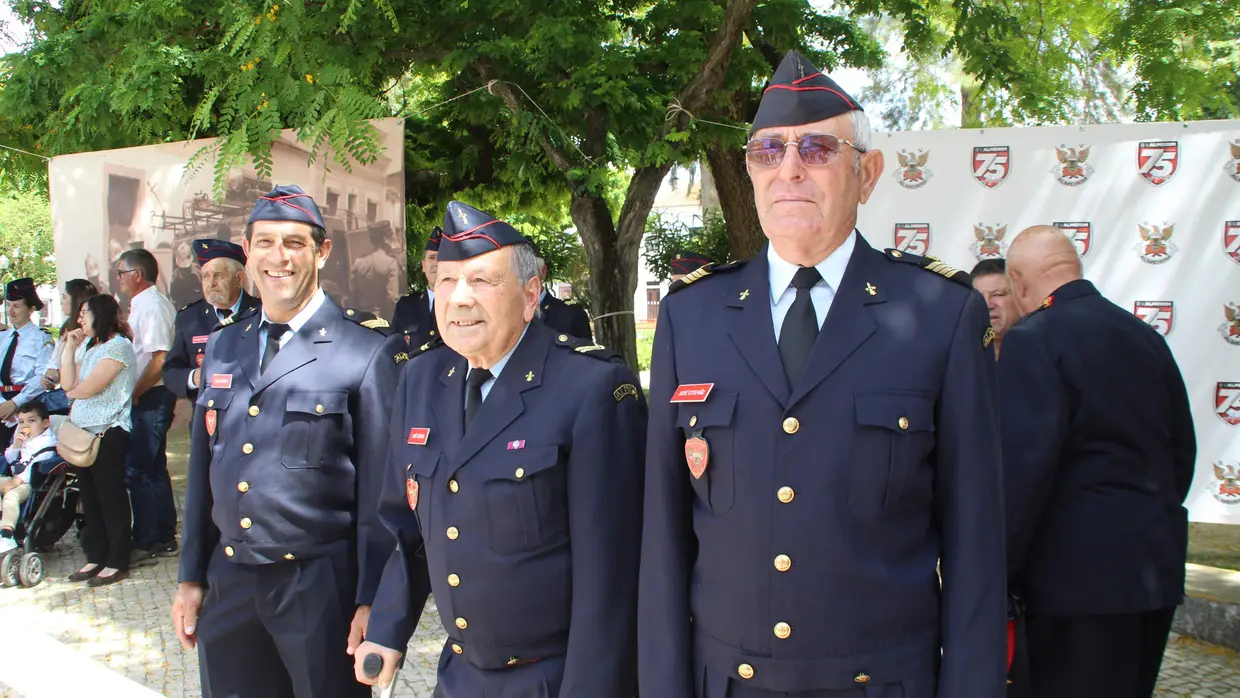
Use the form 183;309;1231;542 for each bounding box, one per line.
637;51;1007;698
355;201;647;698
669;249;715;282
163;239;260;402
390;225;441;347
529;240;593;341
998;227;1195;698
0;279;54;446
170;185;406;698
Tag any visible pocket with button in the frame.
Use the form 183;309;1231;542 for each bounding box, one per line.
676;391;738;516
281;390;349;468
851;391;936;513
483;445;567;554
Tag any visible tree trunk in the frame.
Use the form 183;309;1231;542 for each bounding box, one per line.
570;191;636;370
705;144;763;260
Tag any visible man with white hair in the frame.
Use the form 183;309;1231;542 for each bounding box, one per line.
998;225;1195;698
356;201;647;697
163;239;260;402
638;50;1007;697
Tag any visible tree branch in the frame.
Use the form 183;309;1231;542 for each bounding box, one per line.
665;0;758;132
473;63;579;177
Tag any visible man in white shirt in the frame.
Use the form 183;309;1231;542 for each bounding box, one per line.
116;249;180;565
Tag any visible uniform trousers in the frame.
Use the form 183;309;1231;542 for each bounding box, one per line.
75;427;133;570
700;667;926;698
196;543;368;698
1024;608;1176;698
434;644;566;698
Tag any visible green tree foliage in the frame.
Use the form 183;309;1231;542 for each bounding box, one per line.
0;189;56;286
643;209;731;282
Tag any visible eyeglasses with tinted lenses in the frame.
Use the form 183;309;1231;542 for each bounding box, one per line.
745;134;864;169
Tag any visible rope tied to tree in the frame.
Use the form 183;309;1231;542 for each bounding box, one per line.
665;99;749;133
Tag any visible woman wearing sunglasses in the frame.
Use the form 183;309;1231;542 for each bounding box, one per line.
639;50;1007;698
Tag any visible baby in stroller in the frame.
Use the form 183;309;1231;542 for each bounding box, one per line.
0;402;58;553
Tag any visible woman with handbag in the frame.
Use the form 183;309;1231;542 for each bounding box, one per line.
40;279;98;415
59;294;136;587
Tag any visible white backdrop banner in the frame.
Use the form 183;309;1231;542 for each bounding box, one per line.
855;119;1240;525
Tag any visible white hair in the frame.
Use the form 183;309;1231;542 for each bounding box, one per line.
847;109;871;175
510;244;544;320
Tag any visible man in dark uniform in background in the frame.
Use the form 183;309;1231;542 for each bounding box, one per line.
638;50;1007;698
390;225;441;347
170;185;406;698
970;258;1019;360
997;226;1195;698
350;221;402;318
355;201;647;697
669;249;714;282
163;239;260;402
529;240;593;341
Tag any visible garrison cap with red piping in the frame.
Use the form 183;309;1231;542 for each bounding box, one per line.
247;184;326;231
750;50;862;134
438;201;529;262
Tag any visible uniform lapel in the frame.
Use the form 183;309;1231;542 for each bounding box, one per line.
726;249;791;406
253;298;338;394
236;313;262;389
451;324;549;472
787;236;883;409
432;353;468;462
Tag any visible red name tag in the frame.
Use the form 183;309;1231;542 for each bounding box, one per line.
192;335;209;344
210;374;233;389
407;427;430;446
671;383;714;403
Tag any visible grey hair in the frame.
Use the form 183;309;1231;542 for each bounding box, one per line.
847;109;871;175
217;258;245;276
511;243;544;320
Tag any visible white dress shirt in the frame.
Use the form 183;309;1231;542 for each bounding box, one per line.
128;286;176;388
768;231;856;343
466;323;530;404
257;288;327;367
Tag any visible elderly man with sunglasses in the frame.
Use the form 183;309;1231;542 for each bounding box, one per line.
638;50;1007;698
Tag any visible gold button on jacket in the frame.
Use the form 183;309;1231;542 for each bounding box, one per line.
782;417;800;434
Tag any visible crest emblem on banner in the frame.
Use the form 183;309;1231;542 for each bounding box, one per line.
1224;221;1240;265
1211;462;1240;505
1133;301;1174;337
972;146;1011;188
1051;145;1093;185
1135;222;1177;264
1137;140;1179;185
894;223;931;256
1220;304;1240;346
892;150;932;189
1225;139;1240;182
1053;221;1092;257
970;224;1008;260
1217;382;1240;426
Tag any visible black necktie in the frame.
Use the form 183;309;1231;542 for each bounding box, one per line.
260;322;291;374
779;267;823;384
218;307;233;320
464;368;492;431
1;332;18;387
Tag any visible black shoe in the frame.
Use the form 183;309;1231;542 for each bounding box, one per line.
155;540;179;558
87;569;129;587
68;566;101;582
129;548;158;567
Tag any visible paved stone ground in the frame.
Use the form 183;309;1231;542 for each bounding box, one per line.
0;404;1233;697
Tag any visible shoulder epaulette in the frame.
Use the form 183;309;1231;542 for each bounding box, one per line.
564;298;578;306
211;306;260;333
344;309;393;336
667;260;746;295
553;333;620;362
178;298;207;314
413;336;446;356
883;249;971;288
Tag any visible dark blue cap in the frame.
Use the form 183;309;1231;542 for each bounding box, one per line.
247;184;326;231
439;201;527;262
193;238;247;266
5;278;43;310
751;50;861;134
425;226;442;253
670;250;713;275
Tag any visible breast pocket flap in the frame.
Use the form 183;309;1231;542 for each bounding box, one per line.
197;387;234;410
854;392;935;433
286;390;349;416
676;390;738;431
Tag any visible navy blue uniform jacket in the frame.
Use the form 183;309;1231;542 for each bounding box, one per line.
178;296;406;607
639;237;1008;697
163;292;261;401
997;279;1195;616
540;294;592;342
390;290;438;348
368;321;647;696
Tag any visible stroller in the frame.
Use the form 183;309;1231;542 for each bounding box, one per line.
0;415;83;588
